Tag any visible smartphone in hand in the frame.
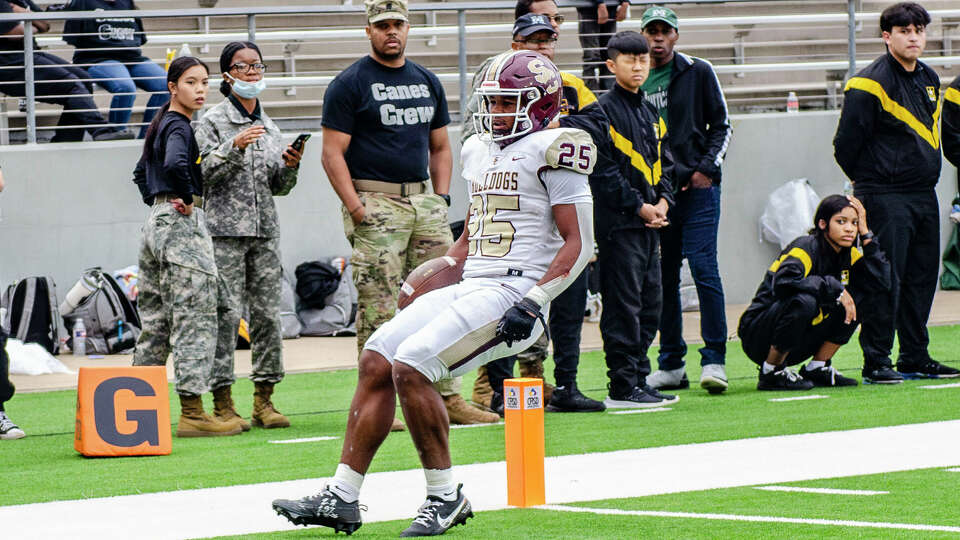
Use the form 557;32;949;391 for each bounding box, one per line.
291;133;311;153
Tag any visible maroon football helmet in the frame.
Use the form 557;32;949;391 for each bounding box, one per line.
474;50;562;144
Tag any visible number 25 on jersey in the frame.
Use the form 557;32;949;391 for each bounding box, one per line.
467;194;519;258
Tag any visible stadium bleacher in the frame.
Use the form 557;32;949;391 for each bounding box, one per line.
2;0;959;141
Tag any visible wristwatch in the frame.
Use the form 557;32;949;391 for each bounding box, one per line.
860;231;875;242
438;193;451;206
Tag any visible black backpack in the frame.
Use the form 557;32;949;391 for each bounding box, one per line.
295;261;341;310
1;276;62;354
62;268;142;354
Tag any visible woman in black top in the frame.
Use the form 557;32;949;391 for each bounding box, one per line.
60;0;168;137
131;56;240;438
738;195;891;391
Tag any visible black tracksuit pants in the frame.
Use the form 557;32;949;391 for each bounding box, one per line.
576;8;616;92
486;269;589;392
738;293;859;367
855;190;939;367
0;52;111;142
0;326;13;411
598;226;661;397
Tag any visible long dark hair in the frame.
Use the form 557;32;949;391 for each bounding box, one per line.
141;56;209;161
809;194;853;236
218;41;263;97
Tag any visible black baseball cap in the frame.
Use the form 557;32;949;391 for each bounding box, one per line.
513;13;556;38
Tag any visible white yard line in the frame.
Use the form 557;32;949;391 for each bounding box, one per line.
609;407;672;415
919;382;960;390
754;486;888;495
542;505;960;533
451;422;504;429
268;436;339;444
769;395;829;402
946;468;960;472
3;420;960;539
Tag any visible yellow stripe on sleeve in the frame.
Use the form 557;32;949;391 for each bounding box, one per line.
844;77;941;149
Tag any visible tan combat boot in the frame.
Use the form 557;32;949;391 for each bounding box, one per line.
519;358;555;403
212;385;251;432
471;365;494;409
252;382;291;428
444;394;499;424
176;394;243;438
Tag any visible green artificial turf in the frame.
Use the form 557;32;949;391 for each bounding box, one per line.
2;326;959;508
216;468;960;539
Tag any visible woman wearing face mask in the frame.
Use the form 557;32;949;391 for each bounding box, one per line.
195;41;301;432
738;195;892;391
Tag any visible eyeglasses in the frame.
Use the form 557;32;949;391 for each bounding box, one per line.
545;14;565;25
230;62;268;74
514;37;558;46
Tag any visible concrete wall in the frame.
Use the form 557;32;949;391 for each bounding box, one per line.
0;111;957;305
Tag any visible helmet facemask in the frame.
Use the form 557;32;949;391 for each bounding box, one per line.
474;83;544;144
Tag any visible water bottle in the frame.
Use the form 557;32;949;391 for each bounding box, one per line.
72;318;87;357
178;43;193;58
786;92;799;114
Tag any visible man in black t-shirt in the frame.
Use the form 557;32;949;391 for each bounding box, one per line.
319;0;495;427
0;0;130;141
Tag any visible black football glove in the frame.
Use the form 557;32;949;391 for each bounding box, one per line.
496;297;545;347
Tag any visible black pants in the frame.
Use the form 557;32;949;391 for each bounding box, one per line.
0;52;111;142
856;190;940;367
598;227;662;397
576;8;616;92
738;294;858;367
486;269;589;392
0;326;13;411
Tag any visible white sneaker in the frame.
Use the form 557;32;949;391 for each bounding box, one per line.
646;368;689;390
700;364;728;394
0;411;25;440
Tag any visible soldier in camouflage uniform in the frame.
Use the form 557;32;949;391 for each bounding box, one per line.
323;0;496;426
132;56;241;438
195;42;301;430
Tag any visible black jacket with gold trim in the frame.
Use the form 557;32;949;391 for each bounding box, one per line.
942;75;960;169
833;53;942;194
741;234;891;326
591;83;675;235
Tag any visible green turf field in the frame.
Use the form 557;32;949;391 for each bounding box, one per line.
3;326;960;538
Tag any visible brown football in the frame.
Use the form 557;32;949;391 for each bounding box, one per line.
397;256;464;310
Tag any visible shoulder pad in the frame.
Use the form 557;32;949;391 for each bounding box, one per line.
460;134;490;181
542;128;597;175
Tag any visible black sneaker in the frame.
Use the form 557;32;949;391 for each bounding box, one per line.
604;385;678;409
399;484;473;537
272;486;363;534
546;384;606;412
757;367;814;391
798;362;858;387
896;359;960;379
862;365;904;384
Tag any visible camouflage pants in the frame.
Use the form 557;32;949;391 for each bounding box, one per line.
210;236;284;389
132;204;219;397
343;191;460;395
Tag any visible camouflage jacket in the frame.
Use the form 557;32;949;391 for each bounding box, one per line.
195;98;299;238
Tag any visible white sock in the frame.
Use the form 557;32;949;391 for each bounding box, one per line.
807;360;826;370
762;362;777;374
329;463;363;503
424;468;457;501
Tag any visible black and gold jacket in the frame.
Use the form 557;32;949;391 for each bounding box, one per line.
942;74;960;169
833;53;942;194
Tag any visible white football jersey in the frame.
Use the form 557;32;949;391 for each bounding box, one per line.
460;128;595;281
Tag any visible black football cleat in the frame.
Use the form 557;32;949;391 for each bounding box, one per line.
272;486;362;534
400;484;473;537
799;362;858;387
757;367;814;391
896;358;960;380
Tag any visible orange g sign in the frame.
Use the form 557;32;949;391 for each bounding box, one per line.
74;366;172;457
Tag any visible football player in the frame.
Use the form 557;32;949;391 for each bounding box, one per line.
272;50;595;537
